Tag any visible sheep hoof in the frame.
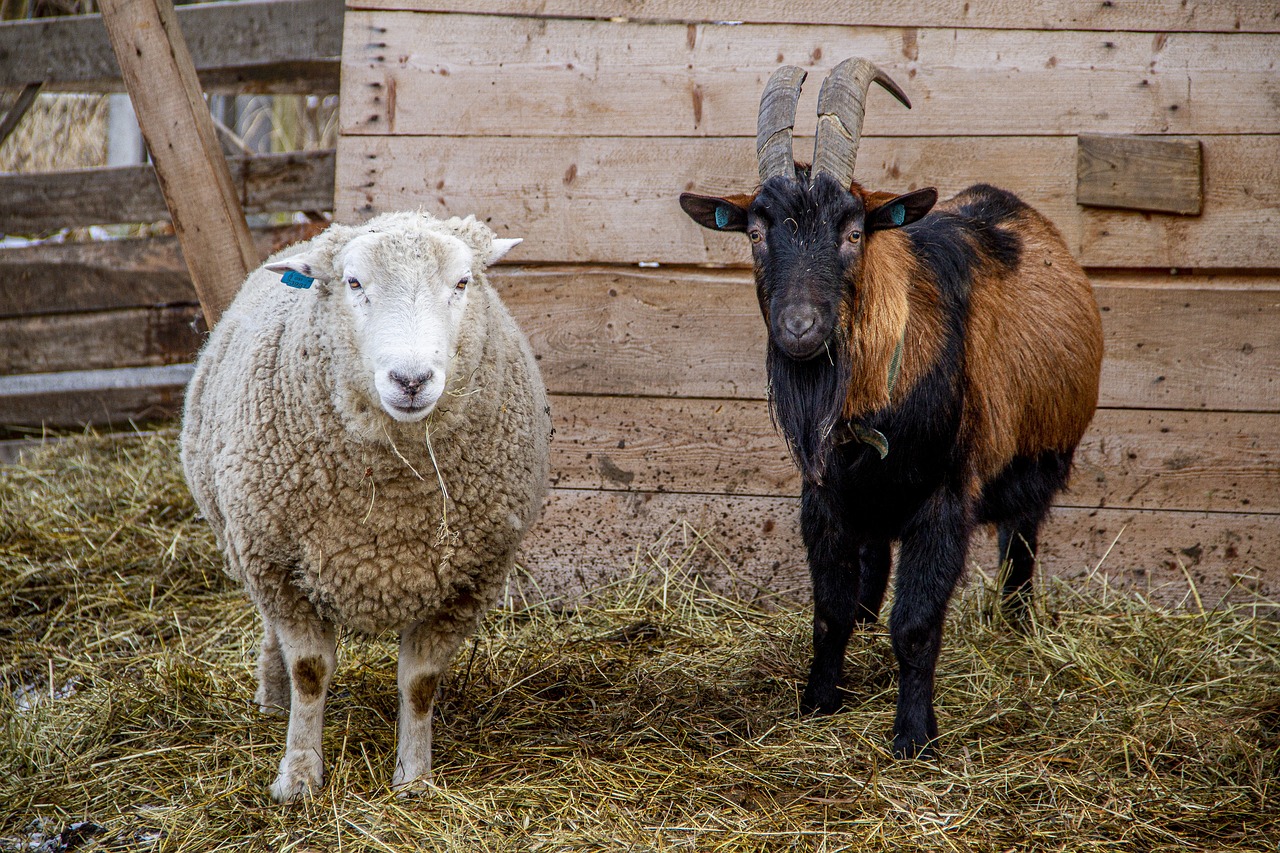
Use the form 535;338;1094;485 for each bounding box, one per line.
391;771;436;800
256;701;289;718
270;753;324;803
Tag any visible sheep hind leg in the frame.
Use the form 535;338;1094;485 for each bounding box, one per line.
254;620;290;716
392;621;470;792
267;617;337;803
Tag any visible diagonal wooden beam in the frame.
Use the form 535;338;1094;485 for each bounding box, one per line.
98;0;257;328
0;82;41;147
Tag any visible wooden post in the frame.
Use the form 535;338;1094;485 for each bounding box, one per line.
99;0;258;328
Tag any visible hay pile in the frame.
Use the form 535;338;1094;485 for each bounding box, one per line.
2;432;1277;852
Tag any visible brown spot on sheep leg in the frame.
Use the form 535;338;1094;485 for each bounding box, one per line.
409;674;440;716
293;656;326;699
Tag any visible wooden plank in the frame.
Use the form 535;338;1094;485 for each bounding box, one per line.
0;82;40;146
1077;134;1203;215
0;224;324;319
101;0;261;329
339;13;1280;137
0;150;336;234
344;0;1280;34
333;135;1280;269
0;306;204;376
486;267;1278;412
520;489;1278;609
0;366;191;431
548;396;1280;514
0;0;343;94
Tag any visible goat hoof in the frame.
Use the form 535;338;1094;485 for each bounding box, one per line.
800;688;842;717
892;734;938;761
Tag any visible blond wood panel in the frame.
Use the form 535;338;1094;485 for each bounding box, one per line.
520;489;1278;608
548;396;1280;514
334;135;1280;269
1077;134;1203;215
340;13;1280;137
487;267;1279;412
345;1;1280;33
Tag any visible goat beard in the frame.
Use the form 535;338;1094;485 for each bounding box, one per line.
766;329;853;487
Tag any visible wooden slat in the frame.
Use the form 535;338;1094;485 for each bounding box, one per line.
0;224;323;319
333;135;1280;269
0;0;343;94
344;1;1280;34
1077;134;1203;215
0;366;191;431
485;267;1278;413
521;489;1278;609
0;306;204;376
548;396;1280;514
0;150;335;234
339;13;1280;137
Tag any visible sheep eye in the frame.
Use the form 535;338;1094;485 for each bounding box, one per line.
346;276;362;290
847;231;862;243
455;275;470;291
748;228;764;244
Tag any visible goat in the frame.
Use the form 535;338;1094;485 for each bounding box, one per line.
679;58;1103;758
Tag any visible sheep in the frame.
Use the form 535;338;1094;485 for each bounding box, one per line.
179;211;550;801
679;58;1103;758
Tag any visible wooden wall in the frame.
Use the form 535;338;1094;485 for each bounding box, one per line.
335;1;1278;608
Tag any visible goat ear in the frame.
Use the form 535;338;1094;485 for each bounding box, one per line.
865;188;938;232
679;192;751;233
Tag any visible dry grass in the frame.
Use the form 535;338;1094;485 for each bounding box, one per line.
0;93;109;174
2;432;1278;852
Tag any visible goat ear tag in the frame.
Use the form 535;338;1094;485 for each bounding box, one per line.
281;270;315;289
715;206;732;229
851;424;890;459
890;203;906;226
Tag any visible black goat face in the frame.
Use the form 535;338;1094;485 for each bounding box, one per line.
748;173;864;361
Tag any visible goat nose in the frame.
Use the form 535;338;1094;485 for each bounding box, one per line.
390;370;433;395
783;307;818;341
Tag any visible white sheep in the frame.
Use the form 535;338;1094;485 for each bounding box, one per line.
180;211;550;801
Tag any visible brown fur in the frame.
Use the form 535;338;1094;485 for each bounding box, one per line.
409;673;440;716
293;656;326;699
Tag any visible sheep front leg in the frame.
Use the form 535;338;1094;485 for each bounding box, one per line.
267;617;337;803
393;621;468;791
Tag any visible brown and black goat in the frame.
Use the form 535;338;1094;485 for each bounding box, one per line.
679;59;1104;758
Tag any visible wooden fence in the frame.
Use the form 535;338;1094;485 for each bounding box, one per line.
334;1;1278;607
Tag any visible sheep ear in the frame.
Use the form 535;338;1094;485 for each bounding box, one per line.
865;188;937;232
265;255;320;278
486;237;523;265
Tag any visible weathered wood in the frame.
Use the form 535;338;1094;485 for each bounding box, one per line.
484;267;1278;413
340;13;1280;137
334;135;1280;269
0;306;204;376
0;150;336;234
548;396;1280;514
0;366;192;431
343;0;1280;34
100;0;260;328
0;0;343;94
0;224;323;319
0;82;40;146
1077;134;1203;215
520;489;1277;609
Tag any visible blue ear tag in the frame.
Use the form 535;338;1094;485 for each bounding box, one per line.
890;203;906;226
281;270;315;289
715;205;731;229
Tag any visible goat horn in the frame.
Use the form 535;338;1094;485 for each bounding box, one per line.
811;58;911;190
756;65;807;184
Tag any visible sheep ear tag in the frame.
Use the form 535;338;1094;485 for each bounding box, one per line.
281;270;315;289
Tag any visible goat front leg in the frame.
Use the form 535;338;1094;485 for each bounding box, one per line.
799;485;863;715
393;620;470;791
890;489;969;759
266;615;337;802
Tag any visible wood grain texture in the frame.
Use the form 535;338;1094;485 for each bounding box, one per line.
1077;134;1203;215
548;395;1280;514
484;267;1278;412
344;1;1280;34
0;151;335;234
0;367;190;431
519;489;1277;609
0;0;343;94
0;225;323;319
0;306;204;376
340;13;1280;137
100;0;258;328
333;135;1280;269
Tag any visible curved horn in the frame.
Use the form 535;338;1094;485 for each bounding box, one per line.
756;65;806;184
811;58;911;190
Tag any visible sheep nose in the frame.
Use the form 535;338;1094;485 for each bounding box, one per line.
389;370;433;396
782;306;818;342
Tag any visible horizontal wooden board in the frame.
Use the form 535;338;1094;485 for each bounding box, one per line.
0;0;343;94
0;151;335;234
548;396;1280;514
0;306;204;376
0;366;191;432
485;267;1278;412
333;135;1280;269
520;489;1278;609
1077;134;1203;215
0;224;322;319
345;1;1280;34
340;13;1280;137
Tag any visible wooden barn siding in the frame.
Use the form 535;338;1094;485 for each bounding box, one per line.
334;3;1278;607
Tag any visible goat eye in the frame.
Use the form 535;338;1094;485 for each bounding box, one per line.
847;231;862;243
748;228;764;244
346;276;362;290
